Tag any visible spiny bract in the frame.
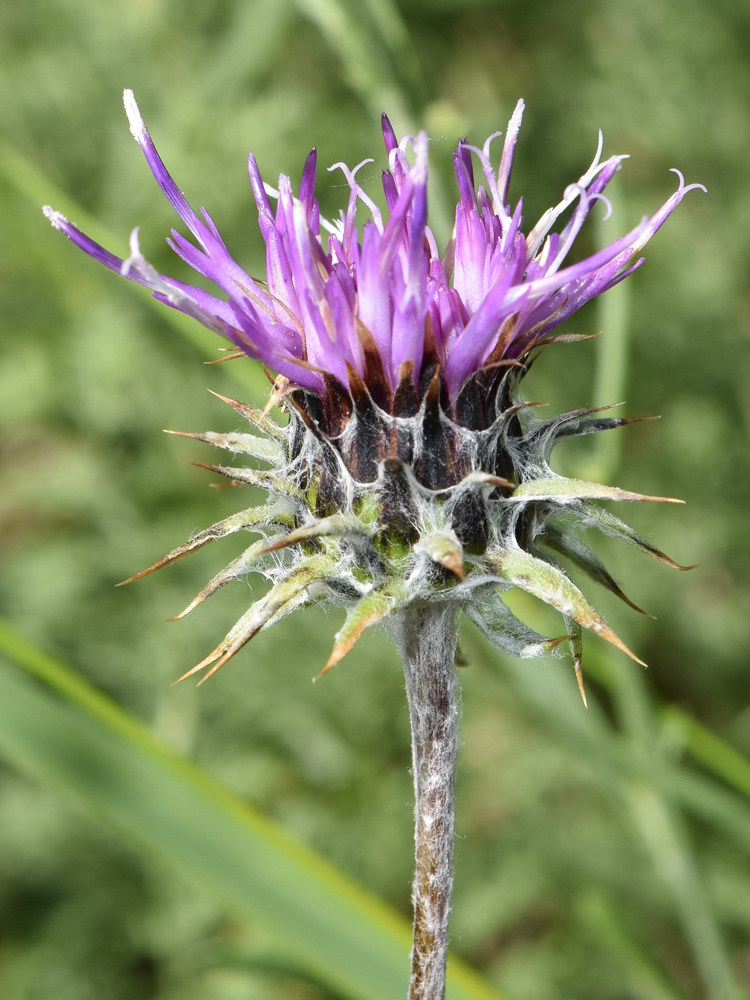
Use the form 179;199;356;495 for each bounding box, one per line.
122;364;688;703
45;92;702;700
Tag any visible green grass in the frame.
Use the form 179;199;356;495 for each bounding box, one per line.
1;1;749;998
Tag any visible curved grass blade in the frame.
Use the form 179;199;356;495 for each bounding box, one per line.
628;785;742;1000
294;0;412;131
576;889;688;1000
661;705;750;799
0;618;506;1000
293;0;452;243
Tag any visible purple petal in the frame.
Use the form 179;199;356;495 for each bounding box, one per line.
123;91;205;244
445;232;528;395
381;113;398;155
356;221;392;362
299;148;317;216
496;99;524;207
47;91;704;408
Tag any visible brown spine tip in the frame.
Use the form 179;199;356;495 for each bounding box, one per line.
165;593;206;622
203;351;245;364
185;460;245;485
574;663;589;708
206;388;256;419
610;584;656;619
116;550;191;585
439;551;465;580
546;633;576;649
172;647;223;686
313;650;342;682
597;624;647;668
634;494;685;504
206;388;284;437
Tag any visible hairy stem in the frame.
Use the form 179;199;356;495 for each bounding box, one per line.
393;602;460;1000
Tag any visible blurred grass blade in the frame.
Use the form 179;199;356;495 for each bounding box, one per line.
628;785;742;1000
576;889;688;1000
0;145;269;405
580;170;741;998
0;619;506;1000
659;766;750;853
294;0;452;243
472;632;750;852
295;0;412;131
361;0;423;90
202;0;297;98
661;704;750;799
593;173;630;413
583;172;631;484
582;649;750;812
470;631;749;995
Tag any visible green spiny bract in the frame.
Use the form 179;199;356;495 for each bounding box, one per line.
128;355;687;701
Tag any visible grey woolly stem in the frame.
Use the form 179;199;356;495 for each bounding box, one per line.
393;602;460;1000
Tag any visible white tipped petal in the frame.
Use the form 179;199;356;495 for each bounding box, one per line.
43;206;67;228
123;88;146;142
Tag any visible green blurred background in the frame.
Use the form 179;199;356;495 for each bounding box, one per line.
1;0;749;998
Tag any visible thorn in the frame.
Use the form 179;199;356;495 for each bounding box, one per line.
206;388;262;424
196;650;236;685
574;662;588;708
313;594;392;681
313;653;339;682
441;550;465;580
618;591;656;619
312;639;349;682
657;555;699;572
165;594;204;621
204;351;245;364
163;428;213;442
478;358;525;373
171;647;222;686
545;633;575;649
206;388;285;440
116;554;180;585
186;460;221;472
173;627;260;687
260;533;302;555
597;624;647;668
620;414;660;426
636;494;685;504
607;580;656;619
469;472;514;489
207;387;249;410
185;460;245;485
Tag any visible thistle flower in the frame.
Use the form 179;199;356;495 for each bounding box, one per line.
45;91;703;999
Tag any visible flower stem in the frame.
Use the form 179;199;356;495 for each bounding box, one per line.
393;602;460;1000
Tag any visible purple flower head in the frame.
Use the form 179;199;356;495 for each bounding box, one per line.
45;91;705;408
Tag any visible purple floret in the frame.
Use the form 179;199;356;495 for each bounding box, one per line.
45;91;705;403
